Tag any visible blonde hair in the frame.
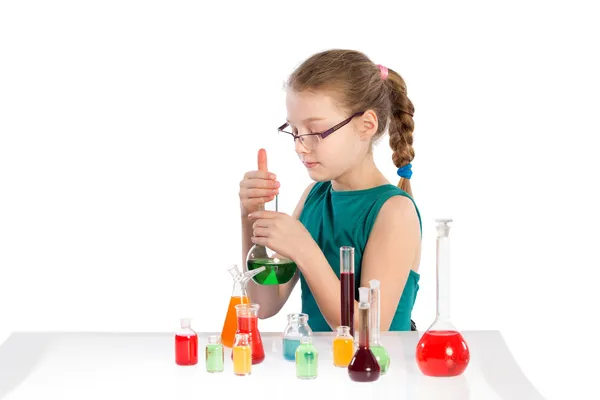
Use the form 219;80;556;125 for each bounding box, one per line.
287;49;415;196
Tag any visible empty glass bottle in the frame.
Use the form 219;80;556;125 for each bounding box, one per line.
282;312;313;361
295;336;318;379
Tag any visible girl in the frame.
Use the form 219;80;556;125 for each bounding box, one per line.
239;49;421;331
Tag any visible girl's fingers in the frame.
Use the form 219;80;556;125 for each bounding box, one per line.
241;188;279;198
252;227;269;237
240;178;280;190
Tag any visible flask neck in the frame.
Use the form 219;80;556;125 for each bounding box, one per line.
436;235;451;322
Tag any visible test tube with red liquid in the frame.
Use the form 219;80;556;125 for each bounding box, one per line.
175;318;198;366
415;219;470;377
340;246;355;338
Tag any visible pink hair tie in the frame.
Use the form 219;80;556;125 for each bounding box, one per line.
377;64;388;80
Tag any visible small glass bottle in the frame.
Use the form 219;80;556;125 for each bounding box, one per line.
369;279;390;374
175;318;198;366
333;326;354;367
282;312;313;361
232;333;252;376
416;219;470;377
295;336;318;379
205;335;224;373
348;287;380;382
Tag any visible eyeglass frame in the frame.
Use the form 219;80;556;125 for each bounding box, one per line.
277;111;365;145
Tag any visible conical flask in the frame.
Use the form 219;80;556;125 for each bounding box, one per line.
416;219;470;376
220;264;265;348
246;194;297;285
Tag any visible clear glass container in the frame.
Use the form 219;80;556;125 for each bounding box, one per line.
233;303;265;364
282;313;313;361
333;325;354;367
175;318;198;366
220;264;265;348
295;336;318;379
369;279;390;374
232;333;252;376
340;246;355;338
205;335;224;373
348;287;380;382
416;218;470;377
246;195;297;285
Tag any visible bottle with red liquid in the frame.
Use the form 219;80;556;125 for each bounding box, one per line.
231;303;265;364
416;218;470;377
348;287;380;382
340;246;355;338
175;318;198;366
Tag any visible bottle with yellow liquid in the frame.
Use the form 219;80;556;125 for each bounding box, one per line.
220;264;265;348
232;333;252;376
333;325;354;367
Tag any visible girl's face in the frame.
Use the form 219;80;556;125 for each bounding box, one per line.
285;89;371;182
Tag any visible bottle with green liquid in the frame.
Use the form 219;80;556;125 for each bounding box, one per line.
246;194;297;285
369;279;390;374
295;336;318;379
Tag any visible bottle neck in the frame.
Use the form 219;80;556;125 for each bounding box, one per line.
436;235;451;322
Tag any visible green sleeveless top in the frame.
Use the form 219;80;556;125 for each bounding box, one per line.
298;181;421;331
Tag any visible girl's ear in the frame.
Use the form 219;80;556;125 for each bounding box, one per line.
358;109;379;140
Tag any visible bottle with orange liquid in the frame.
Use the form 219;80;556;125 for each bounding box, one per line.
220;264;265;348
416;219;470;377
332;326;354;367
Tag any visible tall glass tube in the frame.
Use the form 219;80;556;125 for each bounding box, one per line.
340;246;355;337
416;218;470;377
369;279;390;374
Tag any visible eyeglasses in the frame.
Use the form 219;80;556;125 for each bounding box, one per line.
277;111;365;150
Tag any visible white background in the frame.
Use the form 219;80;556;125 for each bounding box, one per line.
0;0;598;399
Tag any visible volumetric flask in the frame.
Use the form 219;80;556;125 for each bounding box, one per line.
369;279;390;374
348;287;380;382
416;219;470;377
246;194;298;285
282;312;313;361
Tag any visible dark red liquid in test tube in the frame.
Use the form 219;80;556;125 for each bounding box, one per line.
340;246;355;338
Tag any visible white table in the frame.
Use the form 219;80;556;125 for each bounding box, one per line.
0;331;545;400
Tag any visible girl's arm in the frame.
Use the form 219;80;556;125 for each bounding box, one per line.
296;195;421;330
244;182;316;319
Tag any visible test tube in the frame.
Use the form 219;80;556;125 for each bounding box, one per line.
340;246;355;337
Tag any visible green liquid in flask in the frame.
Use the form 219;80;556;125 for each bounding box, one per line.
247;258;297;285
370;344;390;374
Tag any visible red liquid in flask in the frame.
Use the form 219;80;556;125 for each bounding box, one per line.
341;271;355;337
232;312;265;364
175;334;198;366
416;330;470;377
348;346;381;382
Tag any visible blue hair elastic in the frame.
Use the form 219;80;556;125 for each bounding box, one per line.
397;163;412;179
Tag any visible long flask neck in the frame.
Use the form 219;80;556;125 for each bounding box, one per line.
436;230;451;323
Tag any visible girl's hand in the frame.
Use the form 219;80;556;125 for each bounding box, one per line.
239;149;280;215
248;210;316;262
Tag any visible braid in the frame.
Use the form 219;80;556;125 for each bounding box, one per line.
386;70;415;197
